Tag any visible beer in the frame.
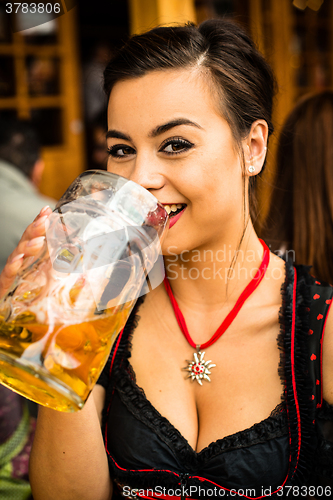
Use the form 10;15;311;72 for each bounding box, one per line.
0;301;134;411
0;171;168;411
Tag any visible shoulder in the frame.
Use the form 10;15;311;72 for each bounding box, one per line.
322;297;333;405
91;384;106;425
17;191;56;215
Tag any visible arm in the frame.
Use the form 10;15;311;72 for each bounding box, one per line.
322;305;333;404
29;386;112;500
0;209;112;499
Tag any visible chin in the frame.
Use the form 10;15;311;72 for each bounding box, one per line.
161;245;182;258
161;239;199;258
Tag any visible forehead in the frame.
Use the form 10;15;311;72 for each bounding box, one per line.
107;68;224;131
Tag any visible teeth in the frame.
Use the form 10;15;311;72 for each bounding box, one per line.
163;203;185;214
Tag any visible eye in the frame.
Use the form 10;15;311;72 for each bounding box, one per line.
107;144;136;159
159;138;194;155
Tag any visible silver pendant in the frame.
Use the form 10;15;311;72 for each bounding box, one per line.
183;350;216;385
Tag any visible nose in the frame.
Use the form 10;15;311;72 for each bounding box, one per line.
129;153;165;193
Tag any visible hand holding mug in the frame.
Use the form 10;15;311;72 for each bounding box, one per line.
0;172;168;412
0;206;52;300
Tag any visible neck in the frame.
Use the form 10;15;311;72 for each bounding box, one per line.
163;224;265;313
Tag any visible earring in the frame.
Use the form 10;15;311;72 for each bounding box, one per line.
248;165;255;173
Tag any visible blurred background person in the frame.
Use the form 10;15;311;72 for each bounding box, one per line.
0;119;55;499
0;385;35;500
0;118;55;273
262;90;333;284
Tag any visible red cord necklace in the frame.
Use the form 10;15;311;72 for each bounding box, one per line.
163;239;270;385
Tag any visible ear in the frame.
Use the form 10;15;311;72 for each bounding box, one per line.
242;120;268;177
30;158;45;188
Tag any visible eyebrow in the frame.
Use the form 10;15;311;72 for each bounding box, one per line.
106;130;131;141
106;118;202;142
149;118;203;137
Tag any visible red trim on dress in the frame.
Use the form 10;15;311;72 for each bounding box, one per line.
107;449;289;499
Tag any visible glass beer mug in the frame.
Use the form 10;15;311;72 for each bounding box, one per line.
0;171;168;412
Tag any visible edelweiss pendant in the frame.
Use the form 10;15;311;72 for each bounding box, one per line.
183;351;216;385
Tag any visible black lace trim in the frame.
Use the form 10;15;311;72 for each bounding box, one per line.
270;401;286;417
115;361;288;466
317;400;333;421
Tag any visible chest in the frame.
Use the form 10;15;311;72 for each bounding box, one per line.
103;264;332;495
129;294;283;452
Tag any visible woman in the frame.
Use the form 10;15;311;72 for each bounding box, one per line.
0;19;332;500
263;90;333;285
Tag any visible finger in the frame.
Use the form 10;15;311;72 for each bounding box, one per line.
6;234;46;275
11;253;25;264
18;236;46;259
33;215;48;228
40;205;52;215
34;205;52;221
0;254;25;299
14;209;51;257
0;207;52;299
27;206;52;238
26;236;46;250
0;236;46;299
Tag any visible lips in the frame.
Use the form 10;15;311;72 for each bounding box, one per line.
169;205;186;228
158;202;187;229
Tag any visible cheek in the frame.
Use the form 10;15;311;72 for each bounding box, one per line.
186;156;243;207
106;159;126;177
186;169;244;232
198;139;241;176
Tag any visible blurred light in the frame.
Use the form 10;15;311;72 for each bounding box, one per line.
293;0;307;9
290;54;301;69
292;0;324;11
307;0;324;11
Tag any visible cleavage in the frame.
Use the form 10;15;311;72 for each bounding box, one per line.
127;303;284;453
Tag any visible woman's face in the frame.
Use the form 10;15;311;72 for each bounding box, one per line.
106;68;246;255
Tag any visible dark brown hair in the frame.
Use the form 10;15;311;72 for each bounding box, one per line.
263;90;333;283
103;19;276;222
